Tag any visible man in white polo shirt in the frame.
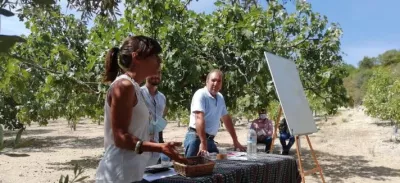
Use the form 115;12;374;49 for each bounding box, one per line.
141;69;168;165
183;69;245;157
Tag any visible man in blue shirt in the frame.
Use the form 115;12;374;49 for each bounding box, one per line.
141;69;168;165
183;69;245;157
279;118;295;155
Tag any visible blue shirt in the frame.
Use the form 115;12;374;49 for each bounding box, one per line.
189;87;228;136
140;86;166;141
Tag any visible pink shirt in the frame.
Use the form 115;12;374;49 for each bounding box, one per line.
251;118;273;141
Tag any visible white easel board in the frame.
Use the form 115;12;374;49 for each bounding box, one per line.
264;52;317;135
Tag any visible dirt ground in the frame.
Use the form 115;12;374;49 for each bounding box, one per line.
1;107;399;183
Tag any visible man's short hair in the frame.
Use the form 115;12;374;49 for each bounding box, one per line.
206;69;223;81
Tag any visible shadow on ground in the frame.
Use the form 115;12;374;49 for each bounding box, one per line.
4;136;103;154
47;155;102;171
0;152;30;157
298;148;400;183
314;116;333;123
373;120;394;127
3;128;55;137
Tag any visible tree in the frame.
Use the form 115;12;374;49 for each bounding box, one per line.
0;4;100;129
1;0;349;129
0;0;120;20
342;63;356;74
388;80;400;125
343;49;400;107
0;8;27;130
377;49;400;66
364;67;400;125
345;69;373;106
358;56;376;69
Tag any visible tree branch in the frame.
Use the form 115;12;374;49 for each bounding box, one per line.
11;54;63;74
11;54;99;94
282;34;316;49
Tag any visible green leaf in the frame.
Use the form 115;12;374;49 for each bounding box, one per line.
74;164;78;175
0;35;26;53
74;176;90;182
64;175;69;183
241;29;252;38
0;8;14;17
215;1;223;7
59;175;64;183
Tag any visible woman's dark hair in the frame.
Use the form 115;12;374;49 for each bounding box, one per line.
103;35;162;82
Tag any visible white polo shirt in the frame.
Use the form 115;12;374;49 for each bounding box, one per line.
189;87;228;136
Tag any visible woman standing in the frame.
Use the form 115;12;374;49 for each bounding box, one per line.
96;36;186;183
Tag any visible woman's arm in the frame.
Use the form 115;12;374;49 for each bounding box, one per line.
110;79;162;152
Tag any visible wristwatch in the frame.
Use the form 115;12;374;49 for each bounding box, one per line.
135;140;144;154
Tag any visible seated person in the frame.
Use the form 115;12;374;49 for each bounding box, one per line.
251;109;273;153
279;118;295;155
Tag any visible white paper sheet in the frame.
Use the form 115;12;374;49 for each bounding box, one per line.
227;152;248;161
143;169;177;182
227;156;248;161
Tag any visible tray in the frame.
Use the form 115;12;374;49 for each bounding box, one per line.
173;156;215;177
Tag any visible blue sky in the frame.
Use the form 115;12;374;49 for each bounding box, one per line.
2;0;399;67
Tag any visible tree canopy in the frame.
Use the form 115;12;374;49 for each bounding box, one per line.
0;0;350;129
343;48;400;124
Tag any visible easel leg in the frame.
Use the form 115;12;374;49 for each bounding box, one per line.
296;135;326;183
295;135;305;183
306;136;326;183
270;107;282;153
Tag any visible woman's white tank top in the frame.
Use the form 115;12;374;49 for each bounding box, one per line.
96;74;151;183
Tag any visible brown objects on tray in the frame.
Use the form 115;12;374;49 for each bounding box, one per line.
216;153;227;160
173;156;215;177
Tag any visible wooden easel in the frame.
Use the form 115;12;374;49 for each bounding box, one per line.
269;107;326;183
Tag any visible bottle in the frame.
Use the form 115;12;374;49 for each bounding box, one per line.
247;123;257;160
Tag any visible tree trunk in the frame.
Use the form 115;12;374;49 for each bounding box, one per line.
14;126;25;147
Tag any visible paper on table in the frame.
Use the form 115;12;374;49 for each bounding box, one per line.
143;168;177;182
228;156;248;161
227;152;248;161
147;162;173;168
227;152;246;156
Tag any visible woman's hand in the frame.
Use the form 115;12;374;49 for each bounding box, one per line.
160;142;188;164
